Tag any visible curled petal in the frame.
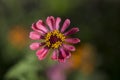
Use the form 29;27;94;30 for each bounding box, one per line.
65;50;71;59
36;20;48;33
58;49;65;62
55;17;61;30
58;54;65;62
36;47;49;60
58;47;71;62
61;47;71;59
58;59;65;63
65;38;80;44
64;27;79;36
32;23;46;35
60;47;67;58
30;42;41;50
46;16;55;30
61;19;70;33
29;31;44;40
63;44;76;51
51;49;58;60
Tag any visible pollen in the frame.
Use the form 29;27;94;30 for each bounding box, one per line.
45;30;66;49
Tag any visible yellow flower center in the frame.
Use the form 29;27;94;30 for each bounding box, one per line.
45;30;66;49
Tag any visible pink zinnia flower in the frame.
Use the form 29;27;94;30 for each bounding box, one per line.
29;16;80;62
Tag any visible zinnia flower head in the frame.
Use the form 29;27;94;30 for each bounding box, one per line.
29;16;80;62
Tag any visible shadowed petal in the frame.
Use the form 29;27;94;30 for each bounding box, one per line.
58;47;71;62
36;47;49;60
58;54;65;62
46;16;55;30
51;49;58;60
61;19;70;33
29;31;44;40
63;44;76;51
65;38;80;44
64;50;71;59
61;47;71;59
55;17;61;30
64;27;79;36
36;20;48;33
58;49;65;62
30;42;41;50
60;47;67;58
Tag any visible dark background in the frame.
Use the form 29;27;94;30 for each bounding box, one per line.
0;0;120;80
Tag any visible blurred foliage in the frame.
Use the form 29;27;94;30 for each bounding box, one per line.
0;0;120;80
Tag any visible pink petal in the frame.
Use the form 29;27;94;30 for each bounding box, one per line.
36;47;49;60
65;38;80;44
61;19;70;33
51;49;58;60
61;47;71;59
29;31;44;40
64;27;79;36
63;44;76;51
58;47;71;62
36;20;48;33
46;16;55;30
32;23;46;35
36;48;44;56
55;17;61;30
59;47;67;58
30;42;40;50
65;51;71;59
58;59;66;63
58;49;65;62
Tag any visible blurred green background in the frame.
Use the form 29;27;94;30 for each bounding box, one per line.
0;0;120;80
